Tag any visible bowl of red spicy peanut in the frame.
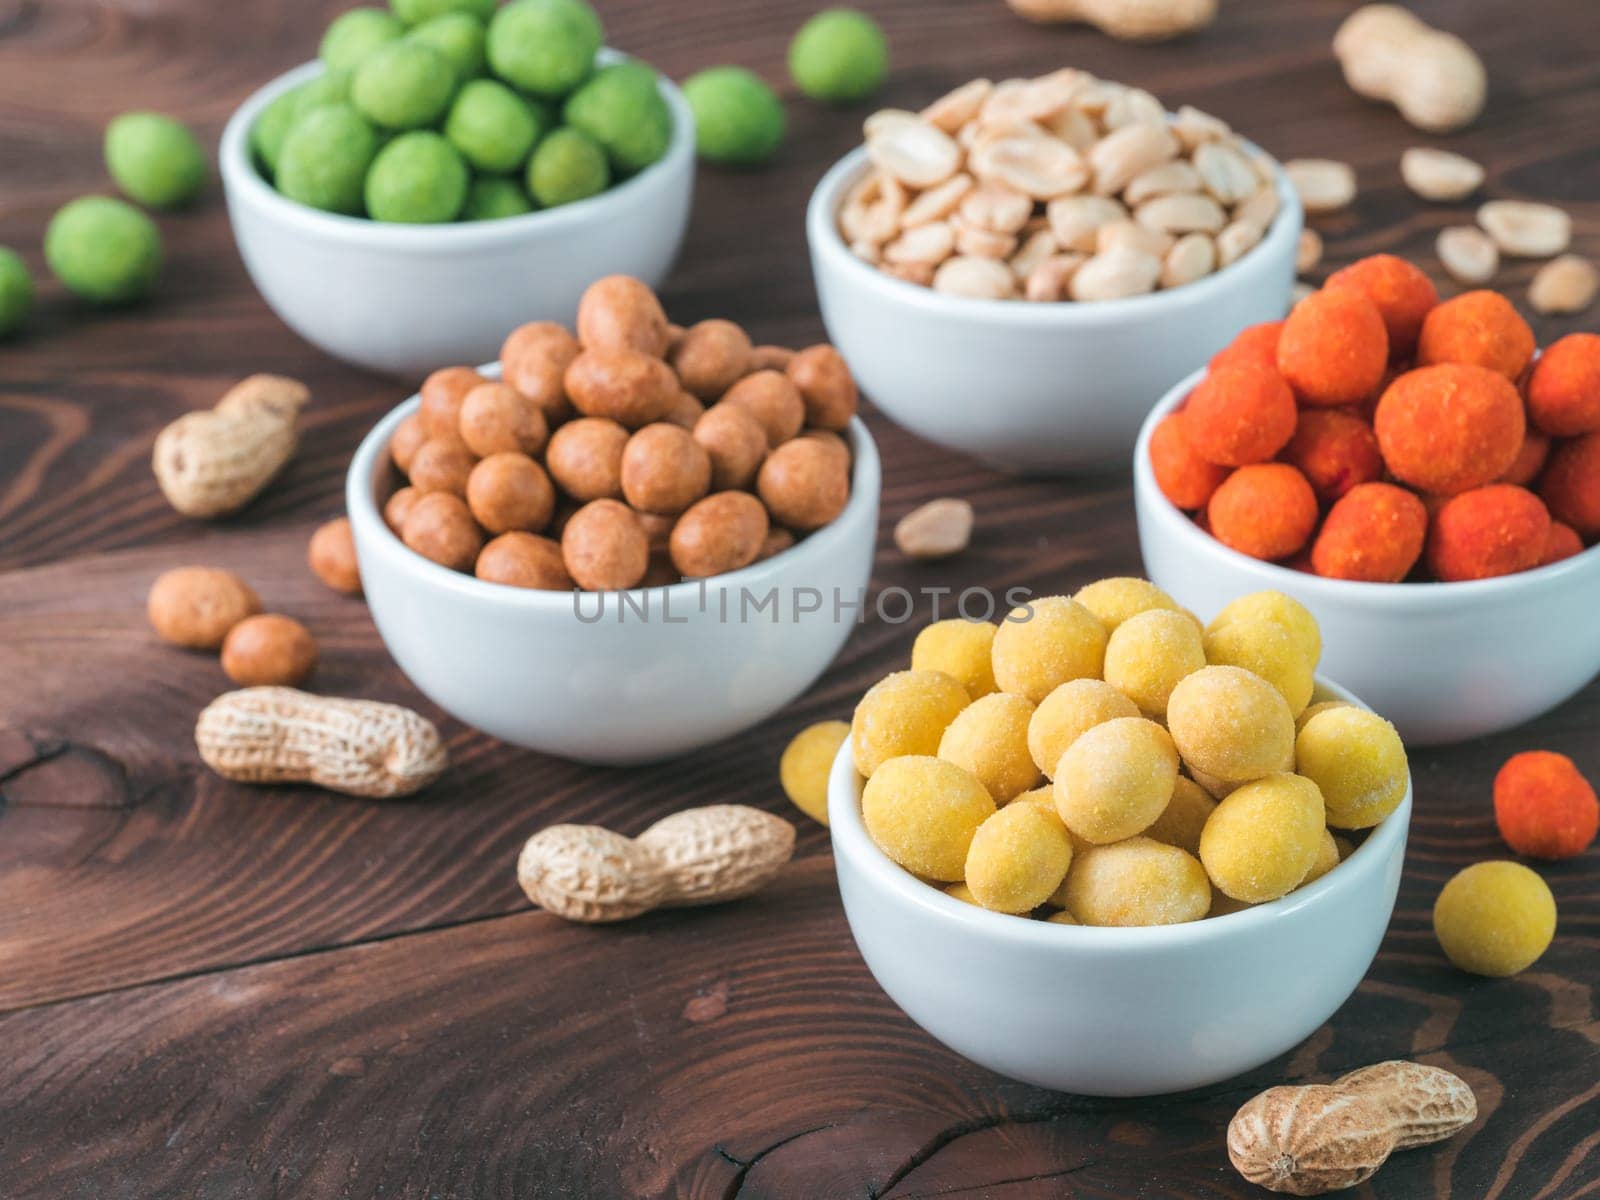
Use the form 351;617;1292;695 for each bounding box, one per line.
1133;254;1600;746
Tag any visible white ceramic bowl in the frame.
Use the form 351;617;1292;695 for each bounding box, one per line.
1134;367;1600;746
828;676;1410;1097
220;54;695;376
805;145;1301;473
345;371;880;765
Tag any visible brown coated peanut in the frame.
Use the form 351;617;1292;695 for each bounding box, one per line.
670;319;754;399
749;344;796;372
694;403;769;490
384;486;420;534
466;452;556;534
663;389;706;430
402;491;484;572
576;275;671;357
500;322;580;422
670;491;769;578
389;412;428;475
419;366;484;438
562;498;649;590
458;382;549;458
757;439;851;531
221;613;318;687
475;532;574;590
722;370;806;447
147;566;262;649
545;416;629;502
308;517;362;594
620;423;712;515
786;345;859;431
564;347;679;428
407;436;477;496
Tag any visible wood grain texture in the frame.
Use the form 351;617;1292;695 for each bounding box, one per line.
1;0;1598;1195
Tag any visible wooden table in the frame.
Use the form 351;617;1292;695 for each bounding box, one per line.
3;1;1598;1195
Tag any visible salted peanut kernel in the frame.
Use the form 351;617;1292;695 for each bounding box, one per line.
1103;609;1205;718
912;619;998;698
938;692;1041;803
861;755;995;881
1200;772;1327;903
545;417;629;502
779;719;850;826
561;499;649;591
965;801;1073;913
1072;576;1183;631
693;403;769;491
1296;706;1409;829
467;452;556;535
722;370;806;447
1054;716;1178;844
1202;618;1315;717
221;613;317;687
1027;678;1139;776
1300;829;1341;887
1167;665;1297;784
668;491;768;578
502;321;581;422
475;532;573;590
1433;860;1556;977
1064;837;1211;927
419;366;485;438
851;669;971;777
865;110;963;189
402;491;484;572
991;595;1108;703
1143;775;1217;857
1206;590;1322;671
1296;698;1352;732
669;319;752;400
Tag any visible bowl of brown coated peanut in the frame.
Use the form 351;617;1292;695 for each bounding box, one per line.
345;274;881;765
806;69;1303;473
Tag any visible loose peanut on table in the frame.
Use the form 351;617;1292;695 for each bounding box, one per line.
1333;4;1486;133
308;517;361;594
780;720;851;826
196;686;448;799
220;613;318;688
894;497;974;560
1003;0;1216;40
1477;200;1572;258
1399;147;1484;202
1229;1061;1476;1194
148;566;261;649
1284;159;1357;214
517;804;796;922
1529;254;1600;315
152;374;308;519
1436;225;1499;285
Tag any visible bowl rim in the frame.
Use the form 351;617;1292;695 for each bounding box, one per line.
1134;364;1600;608
345;362;884;611
805;140;1303;326
827;673;1413;950
219;48;695;251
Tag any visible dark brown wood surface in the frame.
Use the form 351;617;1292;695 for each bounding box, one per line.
2;0;1598;1196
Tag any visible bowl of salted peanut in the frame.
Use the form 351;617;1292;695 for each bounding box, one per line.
347;275;880;765
828;579;1411;1095
806;70;1301;472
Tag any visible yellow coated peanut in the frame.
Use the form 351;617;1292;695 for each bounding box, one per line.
779;720;850;826
1142;775;1217;856
1207;591;1321;670
1167;665;1296;784
1301;829;1341;887
1027;678;1139;777
1203;618;1315;717
1063;837;1211;926
861;755;995;881
1296;706;1409;829
1054;715;1178;844
1200;772;1327;903
938;692;1041;802
1073;576;1183;631
912;618;997;698
1433;860;1556;977
1103;608;1205;717
851;669;971;776
991;596;1107;703
965;800;1074;913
